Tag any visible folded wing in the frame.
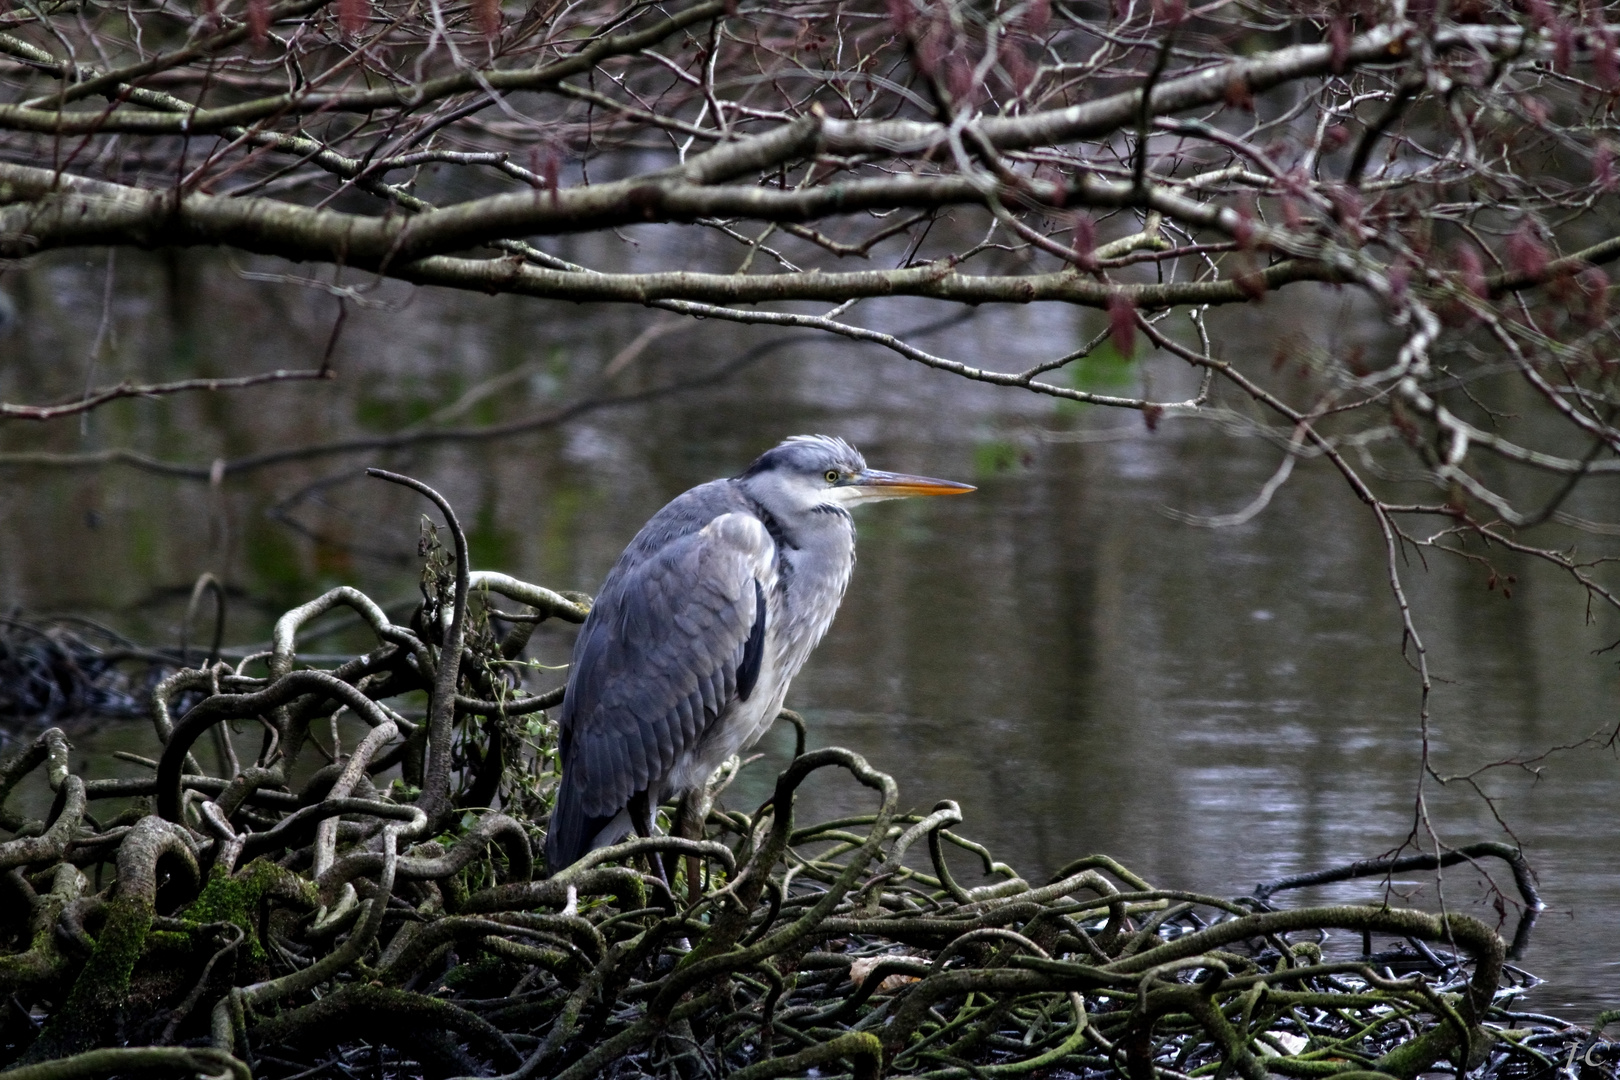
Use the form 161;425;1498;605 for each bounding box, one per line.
545;512;774;867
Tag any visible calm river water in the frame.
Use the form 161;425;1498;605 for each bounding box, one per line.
2;245;1619;1019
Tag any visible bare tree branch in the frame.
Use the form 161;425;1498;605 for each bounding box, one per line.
0;369;333;421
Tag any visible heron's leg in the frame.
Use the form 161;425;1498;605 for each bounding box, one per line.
627;789;666;883
674;790;711;907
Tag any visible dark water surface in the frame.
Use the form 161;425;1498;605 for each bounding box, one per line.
3;249;1620;1018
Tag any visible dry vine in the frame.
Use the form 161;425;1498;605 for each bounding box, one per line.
0;479;1611;1080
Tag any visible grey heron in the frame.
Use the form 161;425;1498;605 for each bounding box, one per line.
543;434;973;872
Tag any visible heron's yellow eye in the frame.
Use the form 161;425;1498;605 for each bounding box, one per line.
825;469;840;483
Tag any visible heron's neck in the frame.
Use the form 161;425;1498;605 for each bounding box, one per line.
742;494;798;558
774;505;855;658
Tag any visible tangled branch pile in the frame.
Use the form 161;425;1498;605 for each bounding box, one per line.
0;618;157;723
0;482;1609;1080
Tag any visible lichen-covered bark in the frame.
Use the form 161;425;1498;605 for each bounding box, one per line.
181;859;316;962
247;984;522;1077
20;819;198;1063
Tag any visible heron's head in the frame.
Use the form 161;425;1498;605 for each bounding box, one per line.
737;434;975;516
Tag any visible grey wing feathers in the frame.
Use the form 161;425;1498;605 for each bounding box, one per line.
560;512;774;823
737;578;767;701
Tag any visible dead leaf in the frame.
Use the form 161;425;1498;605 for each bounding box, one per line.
849;956;921;993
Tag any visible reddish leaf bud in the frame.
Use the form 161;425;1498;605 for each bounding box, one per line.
1281;194;1304;230
1328;17;1350;74
1454;244;1488;300
1020;0;1049;35
531;145;562;194
1322;124;1350;153
1388;263;1410;299
1236;266;1269;300
1152;0;1184;26
1553;20;1574;74
473;0;500;38
1070;213;1097;271
526;146;563;199
1579;265;1609;326
1107;291;1137;357
1231;203;1256;249
916;24;945;76
339;0;367;36
1594;27;1619;90
1525;0;1554;30
885;0;915;35
1043;164;1067;208
1596;142;1617;191
1002;45;1033;95
248;0;270;44
946;55;974;104
1329;185;1362;234
1507;222;1549;281
1225;75;1254;112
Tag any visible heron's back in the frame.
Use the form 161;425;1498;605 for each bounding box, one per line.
544;482;761;868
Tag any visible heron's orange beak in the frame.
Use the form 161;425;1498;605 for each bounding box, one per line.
848;469;976;497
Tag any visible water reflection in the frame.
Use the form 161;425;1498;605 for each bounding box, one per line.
2;250;1618;1018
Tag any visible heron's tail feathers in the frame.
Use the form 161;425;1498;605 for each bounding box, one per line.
543;770;620;872
543;770;588;871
